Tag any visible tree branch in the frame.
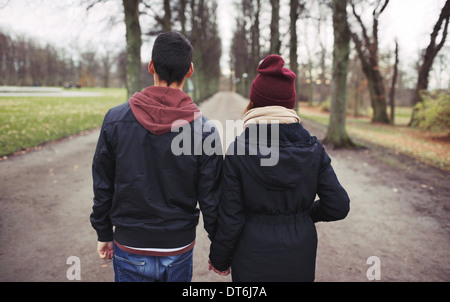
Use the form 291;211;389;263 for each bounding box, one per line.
372;0;390;59
84;0;108;11
432;1;450;58
140;1;158;17
350;1;371;51
373;0;389;19
349;30;371;75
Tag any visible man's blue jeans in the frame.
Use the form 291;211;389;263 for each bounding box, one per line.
113;243;193;282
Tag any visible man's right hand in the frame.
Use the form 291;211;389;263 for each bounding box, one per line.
97;241;114;260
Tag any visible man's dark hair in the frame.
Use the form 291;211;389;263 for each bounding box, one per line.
151;32;194;86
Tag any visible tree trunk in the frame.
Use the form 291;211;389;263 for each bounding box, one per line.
349;0;390;124
290;0;299;108
409;0;450;126
269;0;280;54
122;0;142;98
179;0;187;35
249;0;261;85
389;41;399;124
367;68;389;123
323;0;355;149
307;58;313;106
162;0;172;32
318;46;328;104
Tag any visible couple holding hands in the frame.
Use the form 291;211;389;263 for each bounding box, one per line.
90;32;349;282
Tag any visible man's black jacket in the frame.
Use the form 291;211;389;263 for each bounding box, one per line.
90;87;222;248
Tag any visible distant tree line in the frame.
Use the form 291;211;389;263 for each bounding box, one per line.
0;30;126;88
2;0;222;103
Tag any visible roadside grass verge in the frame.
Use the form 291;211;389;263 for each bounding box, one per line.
299;104;450;172
0;88;126;157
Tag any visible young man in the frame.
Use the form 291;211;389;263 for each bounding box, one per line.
90;32;222;282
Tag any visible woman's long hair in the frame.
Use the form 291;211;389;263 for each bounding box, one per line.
244;100;263;114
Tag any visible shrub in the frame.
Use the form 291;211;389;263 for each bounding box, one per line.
413;90;450;132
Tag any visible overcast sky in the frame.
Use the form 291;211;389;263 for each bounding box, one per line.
0;0;448;85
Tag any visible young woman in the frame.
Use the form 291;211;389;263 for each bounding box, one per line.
208;55;350;281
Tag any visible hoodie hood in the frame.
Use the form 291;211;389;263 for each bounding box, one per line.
234;123;318;191
129;86;201;135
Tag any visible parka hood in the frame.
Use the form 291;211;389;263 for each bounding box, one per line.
234;123;318;190
129;86;201;135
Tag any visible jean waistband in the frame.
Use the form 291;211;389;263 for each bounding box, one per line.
114;240;195;256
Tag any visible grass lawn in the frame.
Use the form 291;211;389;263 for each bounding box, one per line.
298;104;450;172
0;88;127;157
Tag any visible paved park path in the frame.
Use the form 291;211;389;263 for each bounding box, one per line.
0;91;449;282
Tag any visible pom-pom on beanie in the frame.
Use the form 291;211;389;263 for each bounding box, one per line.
249;55;296;109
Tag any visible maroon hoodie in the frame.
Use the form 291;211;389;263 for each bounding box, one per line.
129;86;201;135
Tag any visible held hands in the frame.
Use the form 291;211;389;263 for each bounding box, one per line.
208;259;230;276
97;241;114;260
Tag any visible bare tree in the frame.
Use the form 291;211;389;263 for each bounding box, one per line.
101;51;114;88
231;4;250;96
185;0;222;101
323;0;355;148
231;0;263;97
409;0;450;126
84;0;142;96
349;0;390;124
0;32;10;85
0;31;77;86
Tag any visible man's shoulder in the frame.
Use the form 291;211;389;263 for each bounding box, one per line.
199;115;219;131
104;102;133;123
108;102;130;114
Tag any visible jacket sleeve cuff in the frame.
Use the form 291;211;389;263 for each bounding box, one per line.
97;229;114;242
309;200;322;222
209;243;232;271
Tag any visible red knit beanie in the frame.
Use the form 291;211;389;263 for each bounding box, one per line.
249;55;296;109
